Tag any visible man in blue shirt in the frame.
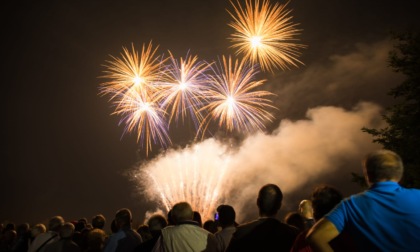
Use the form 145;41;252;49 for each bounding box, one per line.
306;149;420;252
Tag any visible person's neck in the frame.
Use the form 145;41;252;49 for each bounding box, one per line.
259;213;277;218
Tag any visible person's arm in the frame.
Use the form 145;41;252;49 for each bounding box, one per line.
305;218;339;252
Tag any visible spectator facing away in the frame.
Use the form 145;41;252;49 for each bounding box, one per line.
306;149;420;252
151;201;218;252
225;183;299;252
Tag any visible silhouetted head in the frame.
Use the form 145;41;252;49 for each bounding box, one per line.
284;211;305;231
115;208;133;229
87;228;106;250
257;184;283;217
167;209;175;225
147;214;168;237
30;223;46;239
193;211;203;227
16;223;30;236
48;216;65;232
171;202;194;224
298;199;314;218
363;149;404;185
92;214;106;230
203;220;218;233
75;218;87;232
137;224;152;241
216;204;236;228
311;184;343;221
60;222;75;239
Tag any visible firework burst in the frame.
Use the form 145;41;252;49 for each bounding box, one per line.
155;51;212;131
135;140;232;221
99;41;166;101
227;0;306;72
99;41;170;156
112;88;171;156
197;55;276;139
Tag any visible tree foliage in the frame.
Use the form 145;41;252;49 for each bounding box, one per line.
362;31;420;188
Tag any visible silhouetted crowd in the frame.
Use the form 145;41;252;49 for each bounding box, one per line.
1;149;419;252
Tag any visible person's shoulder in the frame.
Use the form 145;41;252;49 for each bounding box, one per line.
401;186;420;193
234;219;261;232
125;228;142;239
281;222;300;235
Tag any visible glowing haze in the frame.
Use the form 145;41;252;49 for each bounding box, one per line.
133;101;384;222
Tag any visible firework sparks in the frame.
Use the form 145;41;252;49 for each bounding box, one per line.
112;88;171;156
135;139;232;221
227;0;306;72
197;55;276;139
156;51;212;130
99;41;170;156
99;41;166;101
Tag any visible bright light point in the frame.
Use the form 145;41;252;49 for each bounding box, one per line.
227;0;306;72
250;36;262;48
133;76;144;86
179;82;188;90
227;96;236;106
140;102;151;112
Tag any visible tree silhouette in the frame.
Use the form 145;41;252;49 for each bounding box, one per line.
361;31;420;188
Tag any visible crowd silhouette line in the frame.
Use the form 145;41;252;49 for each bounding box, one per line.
1;149;419;252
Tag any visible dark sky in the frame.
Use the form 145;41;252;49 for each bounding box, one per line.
4;0;420;230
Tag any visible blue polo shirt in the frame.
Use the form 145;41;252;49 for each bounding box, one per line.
326;181;420;252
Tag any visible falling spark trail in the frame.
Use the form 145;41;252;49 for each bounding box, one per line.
136;141;232;221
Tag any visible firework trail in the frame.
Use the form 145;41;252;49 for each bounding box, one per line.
155;51;212;131
112;88;171;157
227;0;306;72
197;55;276;139
135;139;232;221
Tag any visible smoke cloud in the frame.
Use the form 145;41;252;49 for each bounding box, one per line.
134;102;385;223
130;38;402;223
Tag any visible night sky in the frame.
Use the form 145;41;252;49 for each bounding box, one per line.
4;0;420;231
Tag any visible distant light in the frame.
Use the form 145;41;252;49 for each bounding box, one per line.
227;96;236;106
179;81;189;90
140;102;152;112
133;76;144;86
250;36;262;48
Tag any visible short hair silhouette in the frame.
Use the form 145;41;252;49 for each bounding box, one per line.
171;202;194;223
217;204;236;227
193;211;203;227
115;208;132;228
311;184;343;220
59;222;75;239
91;214;106;229
147;214;168;237
48;216;65;232
257;183;283;216
364;149;404;183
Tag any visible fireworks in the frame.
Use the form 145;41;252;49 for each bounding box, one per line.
112;88;171;157
155;51;211;130
99;0;306;220
197;55;276;139
99;41;165;100
135;140;232;221
99;41;170;156
227;0;306;72
99;0;305;156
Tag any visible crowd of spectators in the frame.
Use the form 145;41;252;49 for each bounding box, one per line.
1;149;419;251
